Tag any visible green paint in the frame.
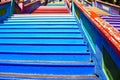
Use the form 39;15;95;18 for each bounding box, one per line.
0;8;6;16
75;8;80;20
102;46;120;80
81;21;96;53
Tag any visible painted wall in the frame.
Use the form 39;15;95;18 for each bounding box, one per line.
0;1;11;23
73;1;120;80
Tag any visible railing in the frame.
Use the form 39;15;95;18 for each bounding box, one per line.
64;0;71;12
0;0;11;23
24;0;41;13
72;0;120;80
73;0;120;79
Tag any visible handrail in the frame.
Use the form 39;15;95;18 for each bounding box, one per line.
64;0;71;10
74;0;120;56
97;0;120;9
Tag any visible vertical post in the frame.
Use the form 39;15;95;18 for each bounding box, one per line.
10;0;14;16
72;1;75;16
92;0;96;7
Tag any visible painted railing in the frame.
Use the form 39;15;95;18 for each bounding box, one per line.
96;1;120;15
73;0;120;79
0;1;11;23
64;0;71;12
24;0;41;13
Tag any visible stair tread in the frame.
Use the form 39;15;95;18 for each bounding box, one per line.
5;19;76;22
0;53;90;61
0;29;80;32
0;33;83;38
4;22;77;24
0;38;84;44
0;45;88;53
0;25;78;28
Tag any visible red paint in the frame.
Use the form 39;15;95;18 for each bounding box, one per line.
32;6;69;14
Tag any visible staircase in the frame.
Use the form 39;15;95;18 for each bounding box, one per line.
0;12;99;79
101;15;120;31
32;6;69;14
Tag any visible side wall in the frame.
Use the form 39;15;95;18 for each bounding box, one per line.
0;1;11;23
73;1;120;80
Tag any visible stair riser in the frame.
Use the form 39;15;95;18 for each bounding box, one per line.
4;22;77;25
0;39;84;44
0;54;90;61
0;45;88;53
0;64;94;75
0;25;78;28
0;29;80;32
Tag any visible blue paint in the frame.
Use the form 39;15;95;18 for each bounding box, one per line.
0;2;11;23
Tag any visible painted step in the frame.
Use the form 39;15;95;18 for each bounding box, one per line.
0;45;88;53
0;38;84;44
7;18;75;21
5;19;76;22
105;19;120;22
5;21;76;23
109;22;120;25
112;25;120;28
9;17;74;19
102;17;120;19
3;22;77;25
0;62;94;75
0;33;83;38
0;53;90;61
0;75;99;80
32;11;69;14
0;25;78;29
0;29;80;32
12;14;73;17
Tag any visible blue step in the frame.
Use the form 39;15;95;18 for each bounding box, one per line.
0;62;94;75
0;14;97;79
0;33;83;38
0;29;80;32
0;38;84;44
0;45;88;53
0;25;79;28
0;53;90;61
